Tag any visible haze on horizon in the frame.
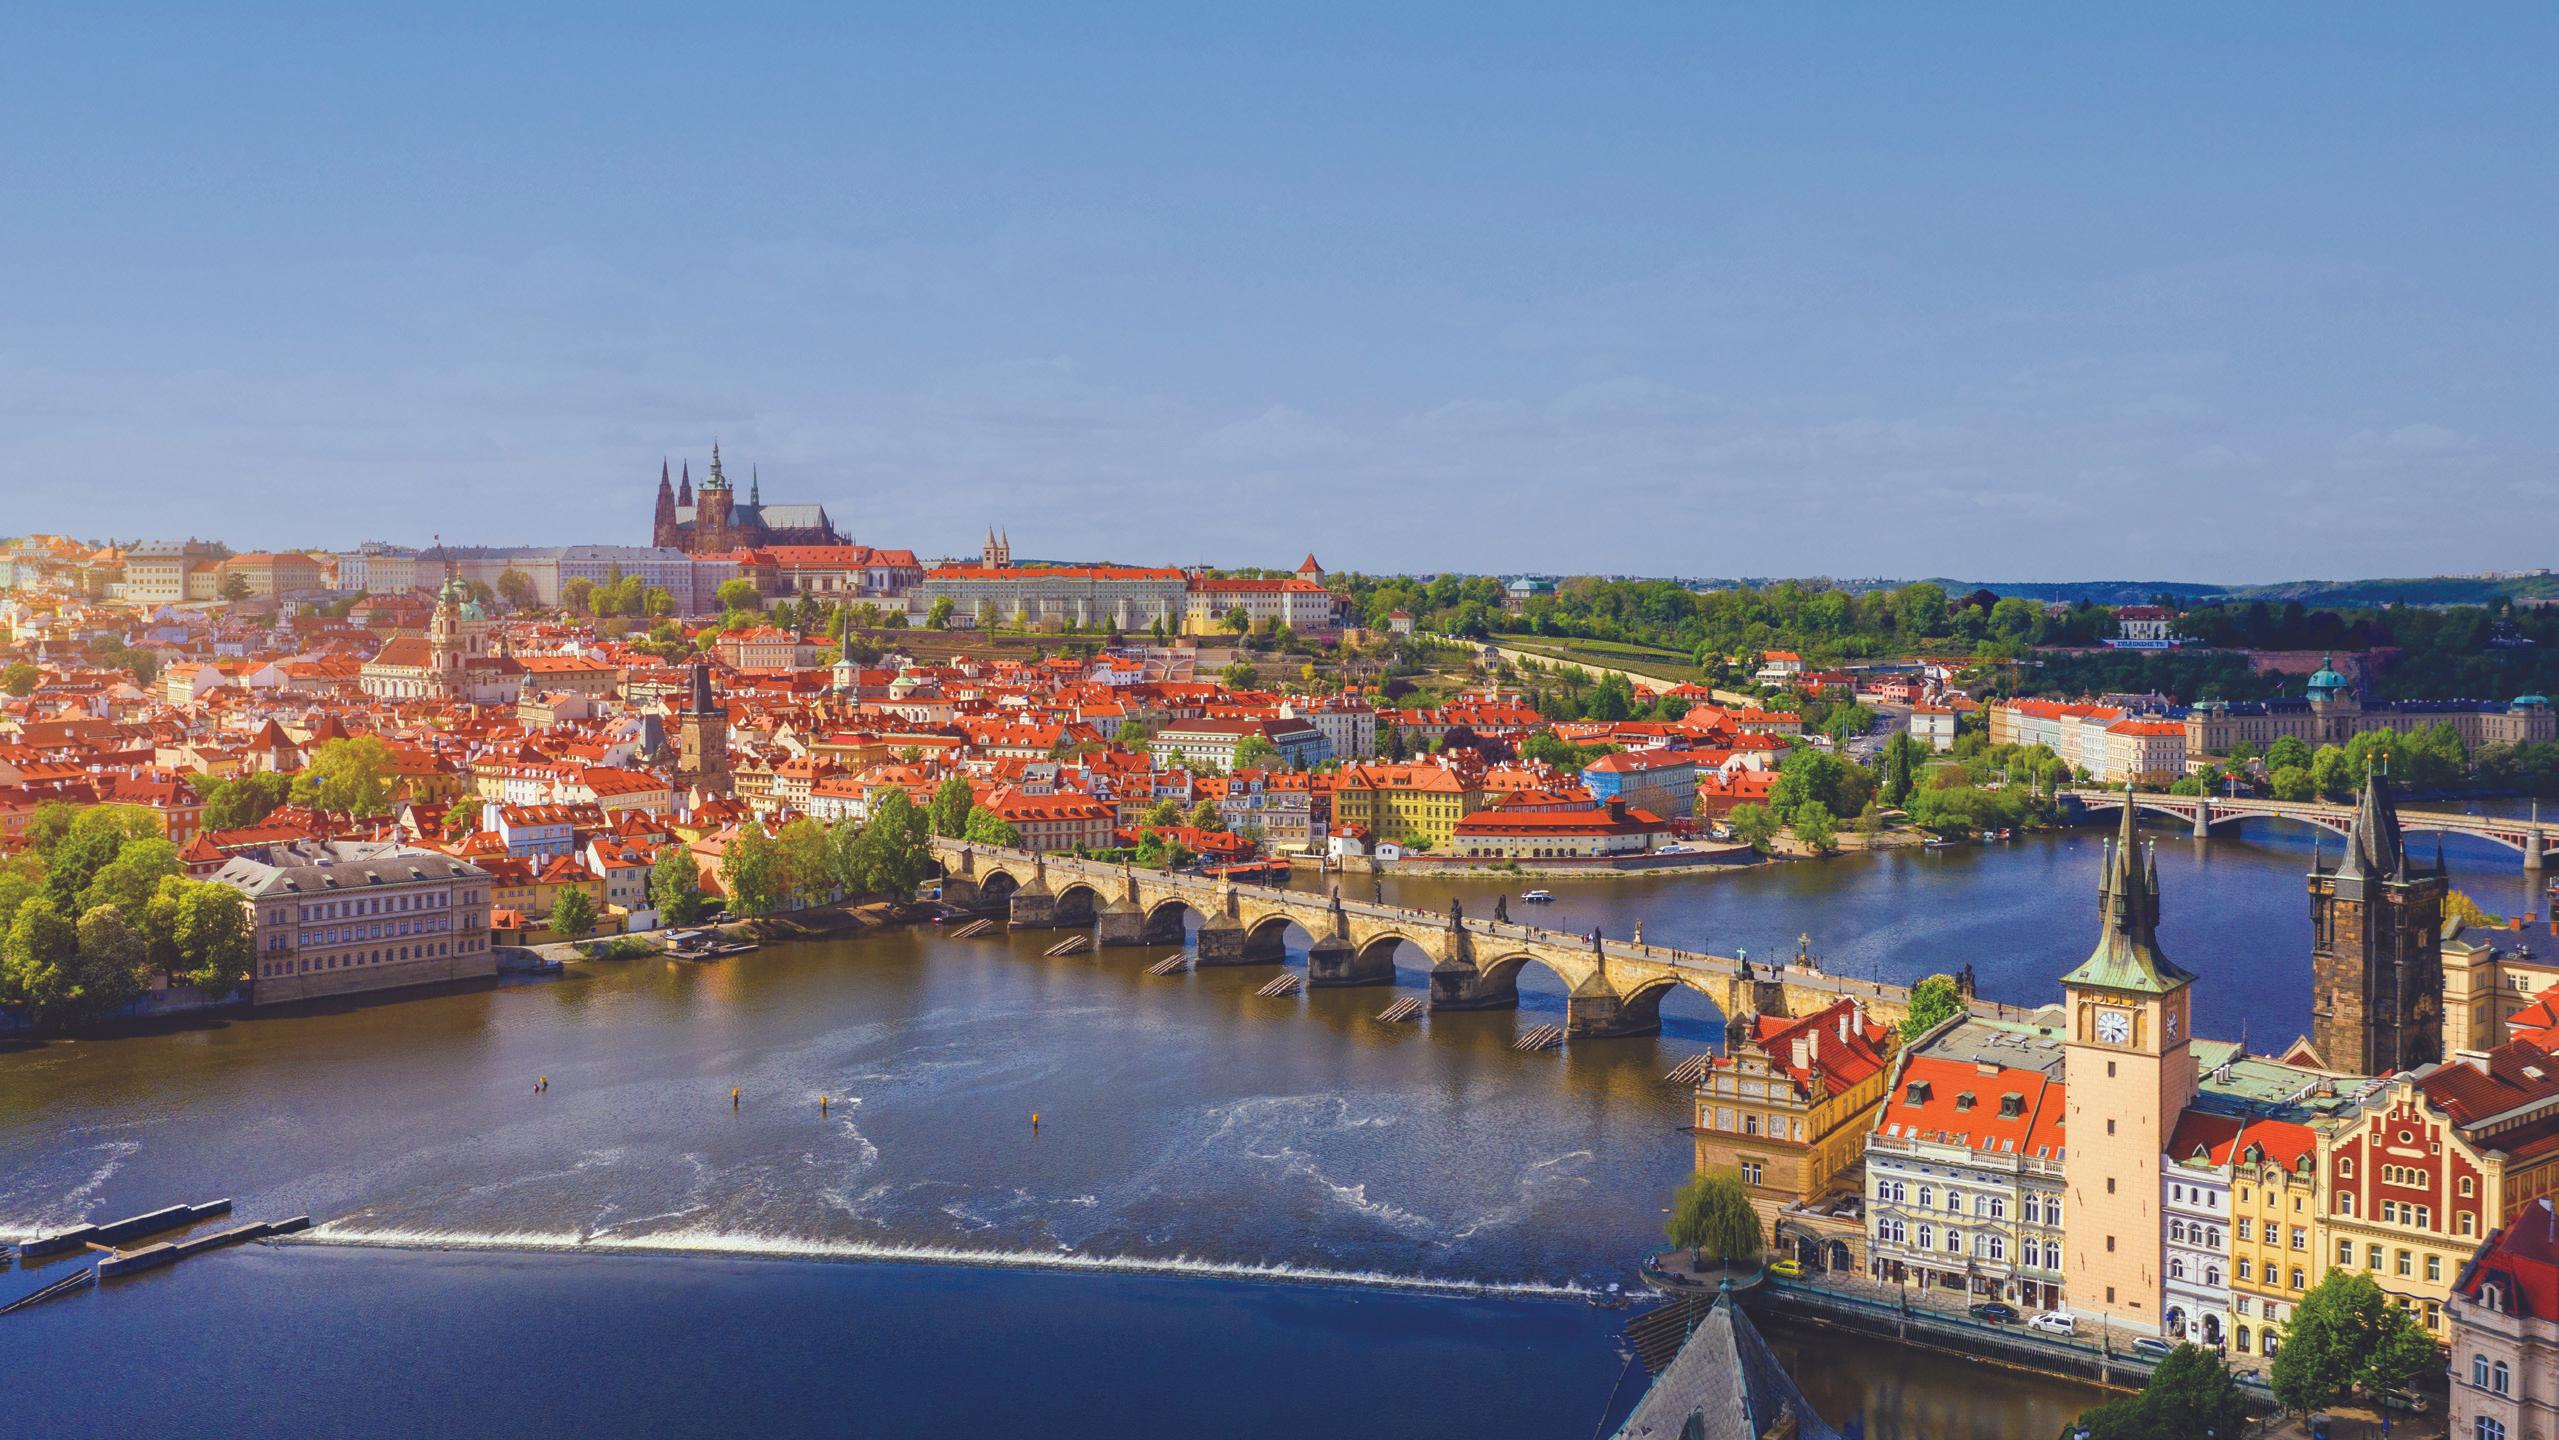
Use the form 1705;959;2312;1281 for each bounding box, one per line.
5;5;2552;582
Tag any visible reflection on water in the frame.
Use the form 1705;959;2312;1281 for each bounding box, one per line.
3;819;2531;1433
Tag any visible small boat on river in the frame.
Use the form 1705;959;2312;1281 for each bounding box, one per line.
1520;889;1557;903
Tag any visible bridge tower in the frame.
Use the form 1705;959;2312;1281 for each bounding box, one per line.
2306;770;2445;1077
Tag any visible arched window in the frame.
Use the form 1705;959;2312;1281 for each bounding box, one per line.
2473;1354;2490;1387
2492;1361;2510;1396
1917;1224;1933;1251
2475;1417;2505;1440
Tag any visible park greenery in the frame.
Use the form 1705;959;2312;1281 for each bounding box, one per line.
1663;1169;1764;1269
2064;1342;2251;1440
1899;974;1963;1042
0;803;255;1024
691;792;938;922
2267;1270;2440;1415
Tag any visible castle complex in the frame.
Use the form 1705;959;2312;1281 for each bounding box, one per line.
651;445;846;555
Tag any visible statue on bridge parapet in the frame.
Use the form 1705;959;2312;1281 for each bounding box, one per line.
1448;896;1463;926
1494;895;1509;924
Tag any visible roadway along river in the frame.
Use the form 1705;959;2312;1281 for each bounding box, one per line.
1;816;2544;1438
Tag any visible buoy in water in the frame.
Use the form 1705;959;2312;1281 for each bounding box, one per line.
731;1086;741;1110
1031;1112;1041;1132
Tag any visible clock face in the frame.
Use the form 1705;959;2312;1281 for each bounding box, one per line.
2096;1008;2132;1045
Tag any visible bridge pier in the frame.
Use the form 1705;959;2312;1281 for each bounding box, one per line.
1096;900;1148;947
2525;827;2546;875
1306;935;1393;988
1194;915;1284;967
1008;884;1059;928
1565;991;1658;1039
1429;962;1518;1012
2192;799;2211;840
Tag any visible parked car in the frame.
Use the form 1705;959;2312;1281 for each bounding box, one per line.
1968;1302;2020;1325
1766;1257;1802;1278
2026;1311;2075;1336
2379;1389;2430;1414
2131;1336;2176;1359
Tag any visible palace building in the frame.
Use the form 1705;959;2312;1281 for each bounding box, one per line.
651;445;846;556
2184;656;2553;757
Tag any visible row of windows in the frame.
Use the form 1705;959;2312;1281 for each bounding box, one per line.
1870;1179;2046;1224
2167;1219;2222;1249
2333;1240;2447;1283
2234;1218;2309;1249
2167;1181;2221;1210
2234;1258;2307;1292
257;937;480;978
296;890;459;921
2468;1355;2513;1396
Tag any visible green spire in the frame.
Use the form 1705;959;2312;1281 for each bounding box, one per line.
2060;788;2196;996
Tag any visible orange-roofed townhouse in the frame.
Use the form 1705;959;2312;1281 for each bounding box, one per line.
713;625;801;671
514;653;623;699
493;803;592;863
1449;792;1668;861
568;765;676;820
1578;748;1698;822
1864;1020;2071;1313
1282;694;1377;761
1696;768;1780;824
2095;720;2188;786
1752;651;1804;686
585;838;660;924
980;788;1117;853
2224;1116;2323;1360
2321;1043;2559;1339
761;753;842;817
1329;762;1484;850
2447;1196;2559;1440
526;853;608;926
1692;997;1897;1259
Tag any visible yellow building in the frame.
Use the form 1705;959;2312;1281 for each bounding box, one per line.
2225;1119;2323;1360
1329;763;1483;849
1693;998;1897;1236
2060;805;2199;1336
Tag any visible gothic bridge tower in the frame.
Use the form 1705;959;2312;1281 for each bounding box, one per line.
2308;769;2446;1076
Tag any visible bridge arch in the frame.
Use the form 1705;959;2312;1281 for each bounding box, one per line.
1614;973;1736;1039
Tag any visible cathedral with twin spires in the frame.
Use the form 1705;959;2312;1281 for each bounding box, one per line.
650;445;846;555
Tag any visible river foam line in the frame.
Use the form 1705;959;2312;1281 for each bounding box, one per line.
291;1221;1596;1301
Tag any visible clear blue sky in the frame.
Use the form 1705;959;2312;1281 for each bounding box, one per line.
7;5;2552;580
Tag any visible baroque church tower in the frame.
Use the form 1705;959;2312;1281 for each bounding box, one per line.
2060;794;2199;1336
2307;769;2446;1076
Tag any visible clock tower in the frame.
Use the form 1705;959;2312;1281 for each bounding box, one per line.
2059;793;2198;1335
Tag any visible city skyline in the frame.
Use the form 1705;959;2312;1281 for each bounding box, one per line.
11;6;2555;578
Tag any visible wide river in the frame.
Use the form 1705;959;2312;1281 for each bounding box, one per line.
3;811;2546;1438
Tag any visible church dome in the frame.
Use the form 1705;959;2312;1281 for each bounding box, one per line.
2305;654;2349;697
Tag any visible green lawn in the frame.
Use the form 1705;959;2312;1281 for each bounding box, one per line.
1491;634;1705;684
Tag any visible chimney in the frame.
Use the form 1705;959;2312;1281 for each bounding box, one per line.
1793;1036;1813;1072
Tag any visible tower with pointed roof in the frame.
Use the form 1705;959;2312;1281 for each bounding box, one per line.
673;658;731;795
2308;767;2446;1076
653;460;679;548
982;528;1011;569
2061;791;2200;1335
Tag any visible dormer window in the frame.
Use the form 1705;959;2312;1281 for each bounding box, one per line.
1955;1093;1976;1112
1999;1094;2025;1118
1904;1080;1932;1106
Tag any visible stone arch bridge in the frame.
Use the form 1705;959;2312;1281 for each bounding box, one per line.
2061;788;2549;872
934;840;1915;1040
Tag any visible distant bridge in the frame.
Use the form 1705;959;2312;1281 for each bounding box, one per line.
932;840;1935;1039
2059;789;2549;871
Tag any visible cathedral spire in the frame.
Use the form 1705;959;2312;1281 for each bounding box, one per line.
750;467;760;507
679;461;693;507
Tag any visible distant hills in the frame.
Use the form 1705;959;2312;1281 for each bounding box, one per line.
1916;575;2559;608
